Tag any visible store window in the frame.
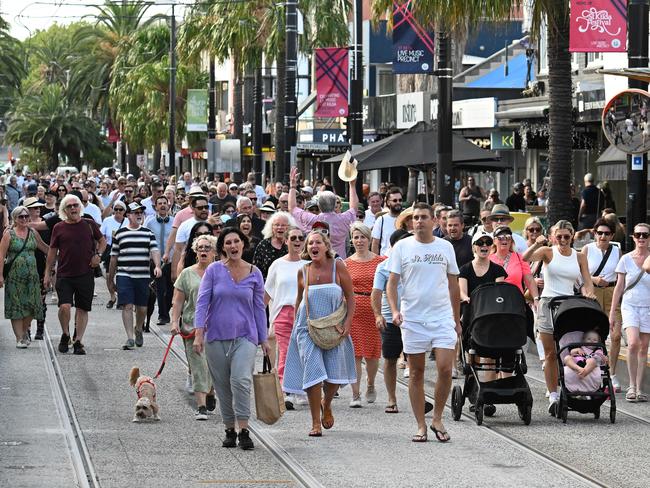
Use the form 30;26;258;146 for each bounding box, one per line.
377;68;396;96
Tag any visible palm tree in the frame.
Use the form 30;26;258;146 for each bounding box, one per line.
4;84;110;169
0;16;25;117
372;1;574;224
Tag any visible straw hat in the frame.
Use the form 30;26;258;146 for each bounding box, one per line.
395;208;414;231
337;150;358;182
486;204;514;223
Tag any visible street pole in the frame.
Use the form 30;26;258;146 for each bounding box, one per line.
435;32;453;206
253;67;264;180
208;57;216;181
349;0;364;197
283;0;298;182
627;0;649;251
168;3;177;177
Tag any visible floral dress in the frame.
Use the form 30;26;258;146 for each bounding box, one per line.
4;229;43;320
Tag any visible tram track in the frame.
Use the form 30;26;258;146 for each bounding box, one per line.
391;373;608;488
41;329;100;488
148;324;324;488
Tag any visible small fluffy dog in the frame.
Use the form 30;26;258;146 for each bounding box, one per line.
129;367;160;422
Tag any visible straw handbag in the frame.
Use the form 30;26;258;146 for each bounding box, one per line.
305;265;347;350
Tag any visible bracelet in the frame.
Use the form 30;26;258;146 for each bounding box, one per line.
533;296;540;301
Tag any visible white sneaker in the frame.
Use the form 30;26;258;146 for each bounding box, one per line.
545;390;550;398
403;367;410;378
294;394;308;406
185;374;194;394
16;339;28;349
611;375;622;393
349;395;362;408
50;293;58;304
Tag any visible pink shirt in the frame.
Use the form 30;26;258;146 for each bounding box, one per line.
291;207;356;257
172;206;193;229
489;252;531;294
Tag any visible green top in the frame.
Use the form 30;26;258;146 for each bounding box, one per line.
174;266;203;329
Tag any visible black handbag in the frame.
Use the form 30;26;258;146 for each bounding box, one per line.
3;229;30;279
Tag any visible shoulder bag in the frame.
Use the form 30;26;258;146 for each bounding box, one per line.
3;229;31;279
623;270;645;296
305;264;347;350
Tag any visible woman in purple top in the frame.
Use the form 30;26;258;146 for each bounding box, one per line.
194;227;270;450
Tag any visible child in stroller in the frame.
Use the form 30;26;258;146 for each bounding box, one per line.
562;330;608;395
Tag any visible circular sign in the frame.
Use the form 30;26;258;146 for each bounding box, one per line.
602;89;650;154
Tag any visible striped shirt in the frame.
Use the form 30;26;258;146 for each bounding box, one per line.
111;226;158;279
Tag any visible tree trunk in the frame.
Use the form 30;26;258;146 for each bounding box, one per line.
275;39;286;183
153;143;161;173
546;4;574;225
233;55;244;174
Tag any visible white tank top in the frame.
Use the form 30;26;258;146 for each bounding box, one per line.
541;247;581;297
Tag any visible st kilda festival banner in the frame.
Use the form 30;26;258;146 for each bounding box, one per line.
392;0;435;74
569;0;627;52
315;47;349;118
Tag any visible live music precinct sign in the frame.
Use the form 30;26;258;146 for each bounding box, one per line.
392;1;434;74
569;0;627;52
315;48;349;118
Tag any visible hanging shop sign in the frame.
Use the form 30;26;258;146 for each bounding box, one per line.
392;1;435;74
569;0;627;53
315;47;349;117
601;89;650;154
490;131;516;150
396;92;430;129
187;89;208;132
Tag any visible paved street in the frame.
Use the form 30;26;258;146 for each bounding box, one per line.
2;279;650;488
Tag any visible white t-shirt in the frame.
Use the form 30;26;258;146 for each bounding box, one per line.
371;214;397;255
363;208;376;229
100;216;126;246
513;232;528;254
176;217;205;244
615;253;650;307
141;196;156;217
265;258;309;323
388;236;459;323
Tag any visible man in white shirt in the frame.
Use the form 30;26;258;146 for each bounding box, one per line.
363;191;383;229
371;188;403;255
387;203;461;443
247;172;267;202
81;190;102;224
171;195;210;275
141;180;164;218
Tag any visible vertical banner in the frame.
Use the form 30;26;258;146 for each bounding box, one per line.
315;47;349;118
569;0;627;52
187;89;208;131
392;1;435;74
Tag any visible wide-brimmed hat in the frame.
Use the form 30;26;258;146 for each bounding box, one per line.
259;201;276;213
23;197;44;208
188;186;205;198
337;150;358;182
486;204;514;223
395;208;413;231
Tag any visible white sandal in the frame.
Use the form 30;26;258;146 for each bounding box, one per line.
626;386;637;402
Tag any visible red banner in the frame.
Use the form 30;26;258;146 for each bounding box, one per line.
570;0;627;52
315;48;348;118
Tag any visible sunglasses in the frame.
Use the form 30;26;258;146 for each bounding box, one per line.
290;235;306;242
196;231;210;237
492;217;510;223
527;227;542;233
250;197;258;201
196;245;213;252
225;209;235;214
313;228;329;236
496;235;512;241
57;188;67;192
124;190;133;194
17;214;29;220
475;239;493;247
633;232;649;239
213;224;223;229
194;205;209;210
556;234;572;241
131;211;143;215
114;208;125;212
595;231;612;236
65;203;80;209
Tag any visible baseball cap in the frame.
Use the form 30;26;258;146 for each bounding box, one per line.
229;183;238;190
493;226;513;238
471;231;493;246
312;221;330;232
126;202;145;213
302;186;313;194
305;200;319;210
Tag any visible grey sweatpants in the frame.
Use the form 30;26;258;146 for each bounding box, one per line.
205;337;257;425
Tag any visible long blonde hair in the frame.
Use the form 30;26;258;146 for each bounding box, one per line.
300;230;336;260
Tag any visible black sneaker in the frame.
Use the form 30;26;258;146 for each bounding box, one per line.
194;406;208;420
237;428;254;450
58;334;70;353
34;323;44;340
72;341;86;355
222;428;237;448
206;393;216;412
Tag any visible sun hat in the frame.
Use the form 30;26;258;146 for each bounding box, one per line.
337;150;358;182
259;201;276;213
486;204;514;223
23;197;44;208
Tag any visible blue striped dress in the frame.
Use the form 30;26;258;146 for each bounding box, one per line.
282;260;357;394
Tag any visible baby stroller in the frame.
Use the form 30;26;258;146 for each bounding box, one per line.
451;282;534;426
549;296;616;424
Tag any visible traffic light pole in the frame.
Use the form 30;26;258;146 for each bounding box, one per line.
283;0;298;182
349;0;364;197
168;3;177;176
435;32;453;206
627;0;649;250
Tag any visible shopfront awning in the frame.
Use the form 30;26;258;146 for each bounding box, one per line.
597;68;650;83
595;144;627;164
495;105;549;120
466;53;532;89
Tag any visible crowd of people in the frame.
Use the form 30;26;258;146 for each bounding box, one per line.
2;163;650;448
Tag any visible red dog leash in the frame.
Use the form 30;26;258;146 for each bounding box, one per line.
154;331;194;379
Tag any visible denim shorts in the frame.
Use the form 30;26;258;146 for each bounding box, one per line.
116;275;150;307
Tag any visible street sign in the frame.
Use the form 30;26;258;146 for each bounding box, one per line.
631;154;644;171
602;89;650;155
216;139;241;173
491;131;516;150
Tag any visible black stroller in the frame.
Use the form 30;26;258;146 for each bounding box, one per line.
549;296;616;424
451;282;534;425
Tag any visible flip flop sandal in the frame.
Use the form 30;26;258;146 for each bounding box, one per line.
320;403;335;429
626;387;637;402
411;433;427;443
430;425;451;443
384;404;399;414
636;392;648;402
308;428;322;437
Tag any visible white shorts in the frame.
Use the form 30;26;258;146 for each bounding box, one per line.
401;318;457;354
621;303;650;333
